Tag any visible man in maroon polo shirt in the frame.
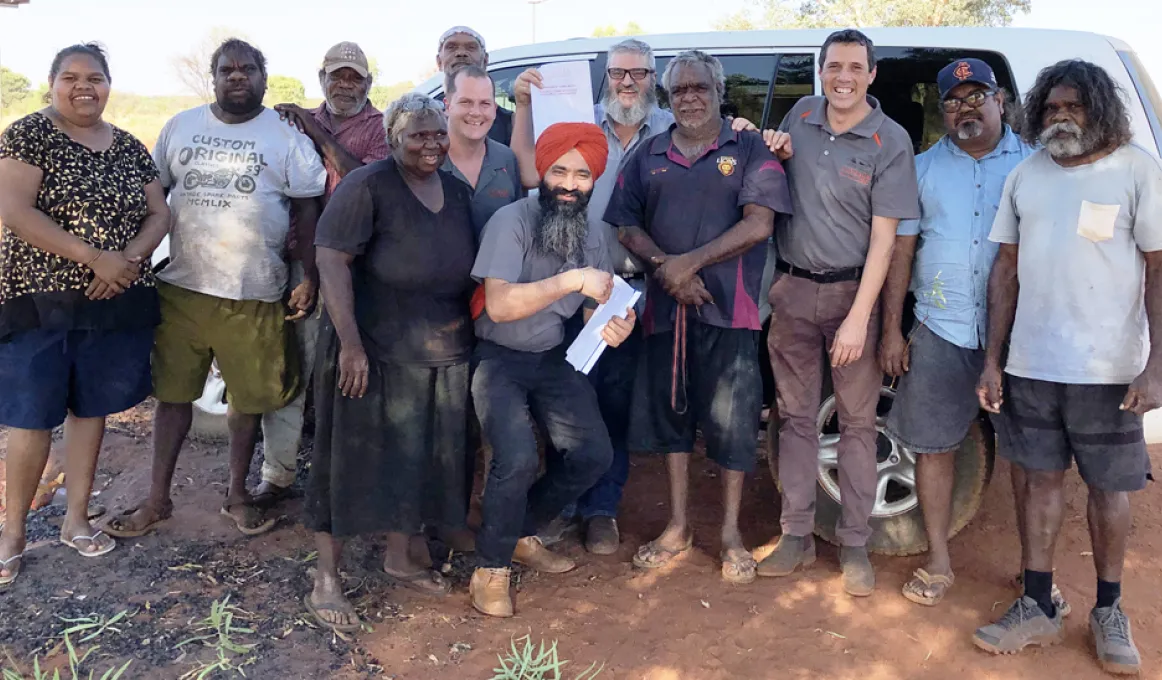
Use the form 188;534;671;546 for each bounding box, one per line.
254;41;392;505
606;50;792;584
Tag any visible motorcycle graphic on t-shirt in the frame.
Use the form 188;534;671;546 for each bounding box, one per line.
182;168;257;194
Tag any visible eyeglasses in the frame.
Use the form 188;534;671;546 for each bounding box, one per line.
942;89;996;113
607;68;654;82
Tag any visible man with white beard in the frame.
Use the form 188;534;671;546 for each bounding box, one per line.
972;60;1162;675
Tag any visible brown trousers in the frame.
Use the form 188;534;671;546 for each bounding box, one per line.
767;273;882;546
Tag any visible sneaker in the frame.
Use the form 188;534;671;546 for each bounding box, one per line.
756;535;815;578
973;596;1064;654
584;517;620;556
1091;599;1141;675
470;567;514;618
512;536;576;574
839;546;875;597
1013;572;1072;617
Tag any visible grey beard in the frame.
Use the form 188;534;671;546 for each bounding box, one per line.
326;96;368;117
603;86;656;127
1040;121;1100;159
956;119;984;140
535;204;589;267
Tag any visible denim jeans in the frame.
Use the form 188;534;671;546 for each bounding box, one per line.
472;341;613;568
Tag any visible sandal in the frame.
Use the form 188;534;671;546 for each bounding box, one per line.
382;566;451;596
251;482;294;509
103;502;173;538
902;568;955;606
632;536;694;569
721;549;757;585
0;553;24;587
60;531;117;558
303;594;361;634
220;504;276;536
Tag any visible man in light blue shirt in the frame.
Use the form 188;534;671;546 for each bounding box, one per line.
879;58;1045;608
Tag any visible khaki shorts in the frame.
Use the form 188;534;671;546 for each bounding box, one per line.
152;282;300;415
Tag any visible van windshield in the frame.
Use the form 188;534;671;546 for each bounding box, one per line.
1118;50;1162;155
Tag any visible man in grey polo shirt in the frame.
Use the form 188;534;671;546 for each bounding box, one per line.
468;122;636;618
758;29;919;596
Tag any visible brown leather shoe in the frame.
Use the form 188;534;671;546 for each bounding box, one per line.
512;536;576;574
470;567;514;618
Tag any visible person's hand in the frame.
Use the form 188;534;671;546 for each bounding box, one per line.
879;327;910;377
602;308;637;348
338;342;370;399
121;239;156;266
285;277;317;321
655;254;700;297
730;116;758;132
576;267;613;304
274;103;320;140
513;68;543;106
977;362;1004;413
1122;364;1162;415
830;313;868;367
671;277;714;307
85;250;139;300
762;130;794;161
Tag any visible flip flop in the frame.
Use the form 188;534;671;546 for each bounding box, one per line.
220;504;277;536
632;536;694;569
0;553;24;587
902;568;954;606
302;594;361;634
251;483;294;509
60;531;117;558
720;550;757;585
103;503;172;538
382;566;451;596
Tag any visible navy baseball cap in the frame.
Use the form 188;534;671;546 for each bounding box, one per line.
938;58;999;99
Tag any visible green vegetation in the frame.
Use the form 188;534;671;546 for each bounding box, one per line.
1;610;134;680
592;22;646;37
175;596;258;679
491;636;603;680
264;75;306;107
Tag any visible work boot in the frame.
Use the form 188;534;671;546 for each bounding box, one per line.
973;596;1064;654
512;536;576;574
470;568;514;618
756;534;815;577
840;546;875;597
585;517;619;556
1091;599;1141;675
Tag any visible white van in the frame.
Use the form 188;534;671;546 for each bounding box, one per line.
420;27;1162;555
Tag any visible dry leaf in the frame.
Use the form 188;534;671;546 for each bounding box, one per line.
700;600;710;608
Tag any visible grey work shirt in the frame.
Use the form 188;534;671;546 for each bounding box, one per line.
590;103;675;275
472;197;613;352
442;138;523;239
777;95;920;271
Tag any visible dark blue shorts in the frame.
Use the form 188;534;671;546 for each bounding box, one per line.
0;328;154;430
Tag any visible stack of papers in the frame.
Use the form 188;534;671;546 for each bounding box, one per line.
566;276;641;374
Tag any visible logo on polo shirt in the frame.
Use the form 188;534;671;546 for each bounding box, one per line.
717;156;737;176
954;61;973;80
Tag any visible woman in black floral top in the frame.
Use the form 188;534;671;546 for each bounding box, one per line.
0;44;170;587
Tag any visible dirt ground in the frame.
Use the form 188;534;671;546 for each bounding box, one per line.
1;401;1160;680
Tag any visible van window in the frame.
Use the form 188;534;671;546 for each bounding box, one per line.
653;54;784;126
1118;50;1162;155
868;48;1017;154
766;54;815;129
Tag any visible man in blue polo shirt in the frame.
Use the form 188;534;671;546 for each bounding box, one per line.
606;50;792;584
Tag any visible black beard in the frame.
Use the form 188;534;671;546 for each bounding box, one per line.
535;182;591;266
218;89;263;115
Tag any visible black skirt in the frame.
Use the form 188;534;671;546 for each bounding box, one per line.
305;321;472;538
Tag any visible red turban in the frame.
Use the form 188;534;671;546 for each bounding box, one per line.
535;122;609;180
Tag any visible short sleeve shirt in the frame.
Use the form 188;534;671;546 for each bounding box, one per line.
309;103;391;198
989;144;1162;384
314;158;477;366
472;197;612;352
777;96;920;271
153;105;326;302
442;139;523;238
0;113;161;340
604;120;792;335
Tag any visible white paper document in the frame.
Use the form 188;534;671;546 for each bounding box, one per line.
530;60;595;141
566;277;641;375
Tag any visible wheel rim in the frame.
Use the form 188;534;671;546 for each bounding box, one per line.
192;362;229;416
815;386;918;518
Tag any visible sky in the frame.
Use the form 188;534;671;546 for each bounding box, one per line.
0;0;1160;99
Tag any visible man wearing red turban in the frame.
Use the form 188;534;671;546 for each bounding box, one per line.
466;121;636;618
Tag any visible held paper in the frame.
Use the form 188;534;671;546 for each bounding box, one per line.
530;61;594;141
566;276;641;375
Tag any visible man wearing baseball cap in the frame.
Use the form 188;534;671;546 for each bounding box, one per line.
437;26;513;145
879;57;1051;611
255;41;392;509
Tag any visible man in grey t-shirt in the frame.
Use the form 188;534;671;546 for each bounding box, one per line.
468;123;635;619
973;60;1162;675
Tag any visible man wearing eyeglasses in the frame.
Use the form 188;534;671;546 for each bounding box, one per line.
879;58;1039;608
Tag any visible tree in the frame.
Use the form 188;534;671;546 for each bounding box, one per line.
264;75;306;106
369;81;416;110
592;21;647;37
1;66;32;112
715;0;1030;30
172;26;250;103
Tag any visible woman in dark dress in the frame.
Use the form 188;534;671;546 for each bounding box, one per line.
303;93;477;631
0;44;169;587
